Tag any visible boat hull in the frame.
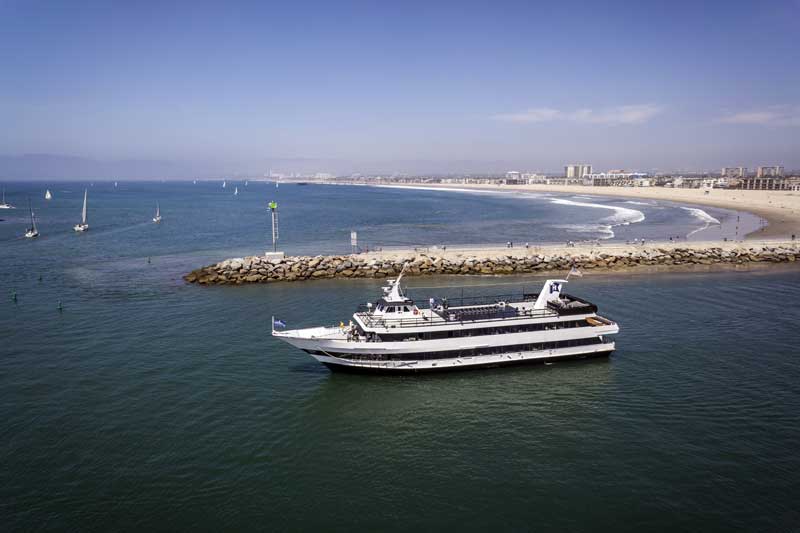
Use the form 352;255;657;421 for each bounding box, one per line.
310;343;615;374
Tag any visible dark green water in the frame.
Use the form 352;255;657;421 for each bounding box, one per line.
1;182;798;531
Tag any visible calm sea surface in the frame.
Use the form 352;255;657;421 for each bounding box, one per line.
1;182;798;531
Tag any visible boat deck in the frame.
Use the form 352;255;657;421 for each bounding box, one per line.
355;293;598;330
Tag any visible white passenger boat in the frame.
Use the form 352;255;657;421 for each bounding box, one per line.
273;267;619;373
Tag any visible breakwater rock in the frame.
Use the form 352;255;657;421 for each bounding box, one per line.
184;244;800;285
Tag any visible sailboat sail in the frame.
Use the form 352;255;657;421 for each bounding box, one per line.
156;202;160;218
45;189;52;200
29;200;36;230
81;189;88;224
234;187;239;196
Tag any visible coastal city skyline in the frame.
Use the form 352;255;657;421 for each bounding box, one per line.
2;0;799;178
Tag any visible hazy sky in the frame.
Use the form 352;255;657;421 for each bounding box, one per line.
2;0;799;176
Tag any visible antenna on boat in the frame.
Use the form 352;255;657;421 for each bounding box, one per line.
384;262;410;302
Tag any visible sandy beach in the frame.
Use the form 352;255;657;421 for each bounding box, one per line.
366;182;800;239
362;238;799;263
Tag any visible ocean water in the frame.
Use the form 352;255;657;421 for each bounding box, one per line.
1;182;798;531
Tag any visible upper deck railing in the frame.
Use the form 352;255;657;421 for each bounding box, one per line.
355;292;598;329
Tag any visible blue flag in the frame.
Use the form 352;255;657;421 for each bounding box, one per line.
273;318;287;328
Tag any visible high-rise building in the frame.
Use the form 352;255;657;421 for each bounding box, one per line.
721;167;747;178
756;166;784;178
565;164;591;179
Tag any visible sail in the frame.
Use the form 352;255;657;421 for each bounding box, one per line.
155;202;160;217
29;199;37;231
45;189;52;200
81;189;88;224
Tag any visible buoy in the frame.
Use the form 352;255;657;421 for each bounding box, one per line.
38;274;43;282
11;290;17;302
58;300;63;312
147;257;151;264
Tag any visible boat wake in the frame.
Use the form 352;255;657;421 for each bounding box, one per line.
682;207;721;237
550;199;645;239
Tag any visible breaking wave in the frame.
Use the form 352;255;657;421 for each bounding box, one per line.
549;199;645;239
624;200;655;206
682;207;721;237
552;223;615;239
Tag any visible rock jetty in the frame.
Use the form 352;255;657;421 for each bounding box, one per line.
184;243;800;285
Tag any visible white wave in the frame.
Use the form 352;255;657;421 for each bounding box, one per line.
682;207;721;237
624;200;655;206
681;207;720;225
552;223;615;239
550;198;646;226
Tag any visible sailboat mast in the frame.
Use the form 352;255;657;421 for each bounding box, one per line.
82;189;88;224
29;199;36;230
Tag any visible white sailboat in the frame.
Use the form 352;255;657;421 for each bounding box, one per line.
234;186;239;196
222;180;227;189
0;188;14;209
45;189;52;200
245;180;249;186
73;189;89;232
193;179;197;185
153;202;162;223
25;199;39;238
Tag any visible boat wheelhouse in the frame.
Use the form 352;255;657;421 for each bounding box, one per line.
273;266;619;373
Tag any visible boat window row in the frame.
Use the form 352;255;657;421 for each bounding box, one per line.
376;319;592;342
306;336;609;361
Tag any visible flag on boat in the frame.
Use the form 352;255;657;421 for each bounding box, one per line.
569;267;583;278
273;318;287;328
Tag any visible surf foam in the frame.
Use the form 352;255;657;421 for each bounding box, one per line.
549;199;645;239
681;207;721;237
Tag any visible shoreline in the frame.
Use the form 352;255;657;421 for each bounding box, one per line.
322;181;800;240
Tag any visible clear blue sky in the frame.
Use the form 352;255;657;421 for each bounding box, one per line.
1;0;798;176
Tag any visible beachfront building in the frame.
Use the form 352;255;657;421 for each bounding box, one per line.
739;176;795;190
523;173;549;184
565;164;592;180
756;166;784;178
721;167;747;178
584;171;650;186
